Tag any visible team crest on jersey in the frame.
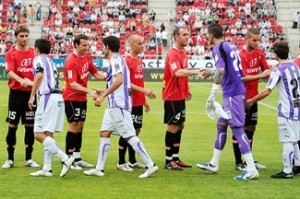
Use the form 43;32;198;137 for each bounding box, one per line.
171;63;177;70
68;70;72;78
137;65;142;72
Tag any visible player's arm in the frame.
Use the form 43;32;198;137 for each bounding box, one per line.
7;71;33;87
169;55;203;77
246;68;278;108
246;88;272;107
93;71;107;80
175;68;203;77
242;52;270;82
213;67;224;84
70;81;98;99
131;83;156;99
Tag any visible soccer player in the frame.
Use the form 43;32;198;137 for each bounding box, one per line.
117;35;156;172
163;27;204;170
63;34;106;170
197;24;259;180
2;25;40;169
28;38;74;177
246;41;300;178
84;36;158;178
232;28;271;171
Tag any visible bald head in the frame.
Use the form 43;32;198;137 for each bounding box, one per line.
127;35;142;45
127;35;143;57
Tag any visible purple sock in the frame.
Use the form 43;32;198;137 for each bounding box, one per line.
232;127;251;154
214;122;228;150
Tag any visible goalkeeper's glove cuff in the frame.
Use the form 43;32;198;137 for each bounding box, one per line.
210;83;219;95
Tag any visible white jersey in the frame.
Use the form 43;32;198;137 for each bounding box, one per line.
266;61;300;120
106;53;132;111
33;55;60;96
33;54;64;133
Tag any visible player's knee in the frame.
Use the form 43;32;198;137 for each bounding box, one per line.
167;124;179;133
100;131;111;138
245;125;256;132
9;124;18;128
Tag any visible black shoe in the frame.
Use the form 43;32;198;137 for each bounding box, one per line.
235;163;247;171
164;161;183;170
271;171;293;179
292;166;300;175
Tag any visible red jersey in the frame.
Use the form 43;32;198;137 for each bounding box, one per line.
125;55;145;106
295;56;300;68
163;47;189;101
240;47;270;99
63;53;98;101
5;47;34;91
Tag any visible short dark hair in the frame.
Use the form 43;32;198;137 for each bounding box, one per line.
272;41;289;59
172;27;186;39
34;38;51;54
247;28;260;37
102;36;120;52
14;25;29;37
73;34;89;47
208;24;223;39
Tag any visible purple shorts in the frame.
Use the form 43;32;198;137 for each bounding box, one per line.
219;94;245;128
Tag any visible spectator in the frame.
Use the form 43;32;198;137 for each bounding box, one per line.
292;11;300;29
149;10;156;22
161;29;168;48
28;4;35;25
36;2;42;21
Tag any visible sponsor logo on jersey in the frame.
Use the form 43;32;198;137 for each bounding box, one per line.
21;58;32;67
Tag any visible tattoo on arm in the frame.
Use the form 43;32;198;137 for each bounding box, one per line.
213;68;224;84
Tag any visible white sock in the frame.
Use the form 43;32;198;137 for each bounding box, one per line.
73;152;81;159
95;137;111;171
283;142;294;173
42;136;68;162
293;142;300;166
243;152;256;172
210;148;223;167
42;147;53;171
127;136;154;168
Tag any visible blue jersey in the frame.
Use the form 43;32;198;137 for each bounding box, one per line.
266;61;300;120
212;41;245;98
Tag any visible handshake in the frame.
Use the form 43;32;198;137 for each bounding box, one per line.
21;78;33;88
88;88;106;107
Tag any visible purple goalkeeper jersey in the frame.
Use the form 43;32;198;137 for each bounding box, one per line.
212;41;245;98
266;61;300;120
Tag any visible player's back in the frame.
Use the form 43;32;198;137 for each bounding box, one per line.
34;55;59;96
107;53;132;111
275;61;300;120
213;41;245;98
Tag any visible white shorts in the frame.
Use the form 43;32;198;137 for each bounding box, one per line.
278;117;300;143
34;94;65;133
100;107;135;138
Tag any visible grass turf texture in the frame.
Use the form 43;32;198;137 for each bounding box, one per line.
0;81;299;199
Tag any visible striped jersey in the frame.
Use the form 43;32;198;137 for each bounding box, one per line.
106;53;132;111
33;55;60;96
266;61;300;120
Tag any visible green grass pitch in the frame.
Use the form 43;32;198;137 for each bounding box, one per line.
0;80;299;199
